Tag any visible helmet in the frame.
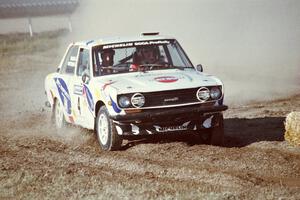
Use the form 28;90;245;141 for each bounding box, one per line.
136;46;159;64
101;49;115;67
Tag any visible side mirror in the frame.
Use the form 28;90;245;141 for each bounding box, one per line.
82;71;90;84
196;64;203;72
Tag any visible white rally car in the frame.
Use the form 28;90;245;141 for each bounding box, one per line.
45;32;228;151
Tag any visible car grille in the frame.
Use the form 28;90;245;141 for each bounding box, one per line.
118;86;222;109
143;88;199;107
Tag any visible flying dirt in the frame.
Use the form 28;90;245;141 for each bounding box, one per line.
0;32;299;199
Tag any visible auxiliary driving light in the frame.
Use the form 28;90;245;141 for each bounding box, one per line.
131;93;145;108
196;87;210;102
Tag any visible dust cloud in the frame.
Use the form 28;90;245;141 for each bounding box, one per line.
69;0;300;105
0;0;298;108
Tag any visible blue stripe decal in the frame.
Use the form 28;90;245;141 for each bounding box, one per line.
110;96;121;113
83;85;94;112
54;78;71;115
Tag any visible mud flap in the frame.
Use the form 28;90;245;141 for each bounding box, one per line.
210;114;224;146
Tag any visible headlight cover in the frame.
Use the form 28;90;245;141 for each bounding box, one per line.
196;87;210;102
131;93;145;108
210;87;222;100
118;96;131;108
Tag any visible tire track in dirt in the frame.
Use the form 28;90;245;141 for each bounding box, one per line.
2;122;300;199
1;33;300;199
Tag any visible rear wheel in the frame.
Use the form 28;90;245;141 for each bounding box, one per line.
53;99;67;129
95;106;122;151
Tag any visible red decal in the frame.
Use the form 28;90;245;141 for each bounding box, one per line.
102;81;116;90
155;76;178;83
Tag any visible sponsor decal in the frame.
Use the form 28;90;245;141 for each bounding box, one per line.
154;76;178;83
83;85;94;112
134;40;170;46
103;42;133;49
54;78;71;115
154;121;190;132
103;40;170;49
73;84;83;95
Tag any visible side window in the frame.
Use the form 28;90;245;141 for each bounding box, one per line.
77;49;90;76
60;46;79;75
167;43;185;67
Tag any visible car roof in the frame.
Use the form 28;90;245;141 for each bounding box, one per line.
74;34;176;48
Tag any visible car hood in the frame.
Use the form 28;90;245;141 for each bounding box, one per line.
96;69;222;94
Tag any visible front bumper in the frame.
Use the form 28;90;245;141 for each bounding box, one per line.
111;104;228;136
111;104;228;121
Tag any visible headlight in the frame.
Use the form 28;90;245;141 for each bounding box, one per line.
118;96;131;108
131;93;145;108
196;87;210;102
210;87;222;100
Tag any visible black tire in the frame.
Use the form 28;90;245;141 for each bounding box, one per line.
95;106;122;151
209;114;224;146
53;99;67;129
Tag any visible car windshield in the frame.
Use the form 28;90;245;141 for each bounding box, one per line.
92;39;194;76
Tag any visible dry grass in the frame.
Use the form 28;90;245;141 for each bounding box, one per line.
0;29;67;56
285;112;300;146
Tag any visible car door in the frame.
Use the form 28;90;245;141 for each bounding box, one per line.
71;47;94;128
54;45;79;124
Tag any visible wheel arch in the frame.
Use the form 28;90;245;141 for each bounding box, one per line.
95;100;106;117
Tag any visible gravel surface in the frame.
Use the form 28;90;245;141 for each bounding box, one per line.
0;33;299;199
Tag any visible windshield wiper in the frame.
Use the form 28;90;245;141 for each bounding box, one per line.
138;64;165;72
169;66;185;70
137;64;186;72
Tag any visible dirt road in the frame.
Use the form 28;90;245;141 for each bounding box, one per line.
0;32;299;199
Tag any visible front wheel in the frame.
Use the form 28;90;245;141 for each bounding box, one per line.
95;106;122;151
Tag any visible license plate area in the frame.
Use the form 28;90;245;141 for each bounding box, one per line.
153;121;191;133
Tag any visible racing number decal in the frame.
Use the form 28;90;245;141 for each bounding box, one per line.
54;78;72;115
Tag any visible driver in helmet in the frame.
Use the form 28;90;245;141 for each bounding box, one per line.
100;49;115;75
139;46;158;64
130;46;159;71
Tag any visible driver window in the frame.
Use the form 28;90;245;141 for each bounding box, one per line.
77;48;90;76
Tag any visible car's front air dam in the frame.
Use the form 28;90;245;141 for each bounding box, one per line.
110;105;228;122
